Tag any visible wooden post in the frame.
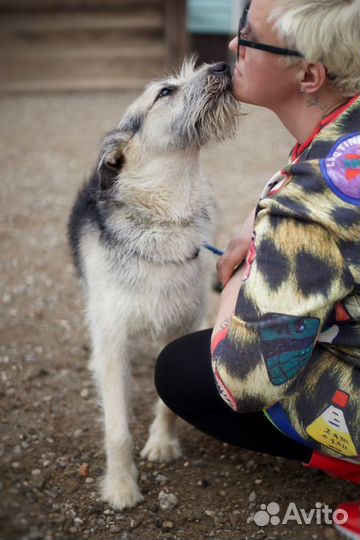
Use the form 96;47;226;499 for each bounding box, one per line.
164;0;189;68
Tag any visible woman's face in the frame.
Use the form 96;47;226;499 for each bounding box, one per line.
229;0;301;109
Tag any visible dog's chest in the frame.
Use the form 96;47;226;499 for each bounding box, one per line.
140;268;207;337
111;254;208;339
82;224;210;337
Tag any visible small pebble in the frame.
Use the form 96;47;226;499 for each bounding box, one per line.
162;520;174;529
196;479;210;488
155;474;167;484
78;463;90;477
158;490;178;511
109;524;122;533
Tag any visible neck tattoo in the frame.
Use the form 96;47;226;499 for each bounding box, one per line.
306;96;327;112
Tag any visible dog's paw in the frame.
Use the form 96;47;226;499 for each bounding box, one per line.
102;472;144;510
140;435;182;463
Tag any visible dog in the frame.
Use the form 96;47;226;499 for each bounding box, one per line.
68;59;240;510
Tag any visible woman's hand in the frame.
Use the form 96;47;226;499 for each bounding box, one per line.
216;235;251;287
216;207;256;287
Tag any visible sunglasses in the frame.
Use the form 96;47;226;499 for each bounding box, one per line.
237;1;304;61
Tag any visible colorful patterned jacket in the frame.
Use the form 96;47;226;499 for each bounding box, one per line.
211;95;360;459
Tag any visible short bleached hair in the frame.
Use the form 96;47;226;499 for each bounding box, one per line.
270;0;360;97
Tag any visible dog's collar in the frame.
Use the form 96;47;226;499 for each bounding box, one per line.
185;242;224;262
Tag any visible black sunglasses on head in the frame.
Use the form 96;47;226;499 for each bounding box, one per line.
237;1;304;60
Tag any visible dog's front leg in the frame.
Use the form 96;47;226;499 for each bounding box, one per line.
141;398;182;462
92;332;143;510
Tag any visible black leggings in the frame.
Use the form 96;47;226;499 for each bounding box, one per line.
155;329;313;463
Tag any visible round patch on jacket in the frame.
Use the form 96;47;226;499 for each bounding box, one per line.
320;133;360;206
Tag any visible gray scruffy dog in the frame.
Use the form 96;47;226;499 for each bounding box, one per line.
68;59;240;510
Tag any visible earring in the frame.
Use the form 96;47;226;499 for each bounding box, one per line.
299;88;305;95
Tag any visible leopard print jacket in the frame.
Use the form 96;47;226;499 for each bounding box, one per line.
212;95;360;460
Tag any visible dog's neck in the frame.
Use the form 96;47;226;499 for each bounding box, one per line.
115;147;207;222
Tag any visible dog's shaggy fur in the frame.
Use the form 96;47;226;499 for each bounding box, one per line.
68;60;240;510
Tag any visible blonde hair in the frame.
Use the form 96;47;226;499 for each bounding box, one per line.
270;0;360;97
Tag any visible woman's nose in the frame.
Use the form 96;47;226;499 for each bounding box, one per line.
228;35;238;54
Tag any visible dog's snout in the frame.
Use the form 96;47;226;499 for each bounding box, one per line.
209;62;231;76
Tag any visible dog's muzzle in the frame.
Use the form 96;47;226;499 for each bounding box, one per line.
208;62;233;90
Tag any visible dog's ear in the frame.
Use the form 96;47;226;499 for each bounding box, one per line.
98;129;129;191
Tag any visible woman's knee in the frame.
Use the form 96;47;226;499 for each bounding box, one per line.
154;340;178;405
154;329;213;409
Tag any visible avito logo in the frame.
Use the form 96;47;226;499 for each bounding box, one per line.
253;501;348;526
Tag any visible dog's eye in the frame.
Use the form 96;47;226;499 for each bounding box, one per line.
156;86;175;101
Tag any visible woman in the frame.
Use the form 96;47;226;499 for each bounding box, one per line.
155;0;360;538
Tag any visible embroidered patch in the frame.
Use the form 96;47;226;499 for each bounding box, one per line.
258;314;320;386
320;133;360;206
306;390;358;458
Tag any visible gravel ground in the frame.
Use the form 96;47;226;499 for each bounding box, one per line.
0;91;357;540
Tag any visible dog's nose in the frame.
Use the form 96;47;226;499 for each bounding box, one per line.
209;62;231;76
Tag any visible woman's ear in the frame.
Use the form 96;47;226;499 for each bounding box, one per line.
298;62;327;95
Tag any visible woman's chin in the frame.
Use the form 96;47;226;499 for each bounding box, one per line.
231;81;244;101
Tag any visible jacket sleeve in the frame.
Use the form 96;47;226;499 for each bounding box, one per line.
211;194;355;413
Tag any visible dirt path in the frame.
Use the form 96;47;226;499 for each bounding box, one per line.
0;92;355;540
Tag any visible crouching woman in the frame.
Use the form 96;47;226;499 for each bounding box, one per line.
155;0;360;538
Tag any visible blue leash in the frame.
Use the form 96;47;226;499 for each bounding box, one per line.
203;243;224;256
